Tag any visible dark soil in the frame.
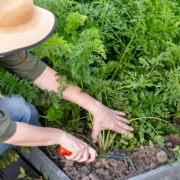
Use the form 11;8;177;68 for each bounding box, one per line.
45;121;180;180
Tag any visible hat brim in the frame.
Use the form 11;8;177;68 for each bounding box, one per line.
0;6;56;56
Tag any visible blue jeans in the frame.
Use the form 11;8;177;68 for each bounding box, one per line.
0;95;39;154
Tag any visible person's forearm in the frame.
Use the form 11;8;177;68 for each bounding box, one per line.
33;66;100;114
33;66;133;145
4;122;67;146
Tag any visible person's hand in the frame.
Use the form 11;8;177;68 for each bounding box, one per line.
60;132;96;163
91;102;134;143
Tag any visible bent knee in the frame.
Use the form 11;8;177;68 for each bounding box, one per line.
0;95;35;123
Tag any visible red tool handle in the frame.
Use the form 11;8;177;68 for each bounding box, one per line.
58;147;72;156
58;147;91;158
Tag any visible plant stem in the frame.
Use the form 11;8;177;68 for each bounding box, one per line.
111;11;142;80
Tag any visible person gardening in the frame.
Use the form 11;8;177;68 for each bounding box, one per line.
0;0;133;163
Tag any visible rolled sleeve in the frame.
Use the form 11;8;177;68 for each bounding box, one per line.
0;110;17;143
0;51;47;81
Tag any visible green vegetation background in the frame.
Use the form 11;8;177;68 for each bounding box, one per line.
1;0;180;151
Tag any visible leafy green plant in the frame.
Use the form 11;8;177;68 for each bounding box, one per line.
0;147;31;171
0;149;19;170
113;132;139;150
97;131;117;155
1;0;180;157
31;0;180;152
18;167;49;180
0;68;40;104
171;145;180;161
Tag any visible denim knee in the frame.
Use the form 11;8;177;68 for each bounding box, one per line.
0;95;39;154
0;95;39;125
28;104;39;126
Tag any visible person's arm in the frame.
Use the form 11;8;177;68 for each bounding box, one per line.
33;66;134;143
4;122;96;163
0;52;133;162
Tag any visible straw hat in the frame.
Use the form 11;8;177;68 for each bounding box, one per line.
0;0;56;56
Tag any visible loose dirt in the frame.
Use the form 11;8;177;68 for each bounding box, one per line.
44;120;180;180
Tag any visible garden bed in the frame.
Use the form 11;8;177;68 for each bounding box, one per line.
16;147;70;180
17;133;180;180
48;134;180;180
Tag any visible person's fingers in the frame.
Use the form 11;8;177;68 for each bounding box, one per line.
74;153;85;162
113;110;126;116
86;149;96;163
77;147;89;162
91;129;100;143
114;114;130;124
115;119;134;131
91;121;133;142
91;119;133;143
65;146;96;163
65;150;84;161
111;121;132;133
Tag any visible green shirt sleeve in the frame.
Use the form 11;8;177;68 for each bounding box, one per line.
0;110;17;143
0;51;47;81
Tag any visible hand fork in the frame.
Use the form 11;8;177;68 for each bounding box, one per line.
58;147;135;170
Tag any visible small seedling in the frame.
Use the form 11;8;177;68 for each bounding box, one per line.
171;145;180;161
18;167;49;180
